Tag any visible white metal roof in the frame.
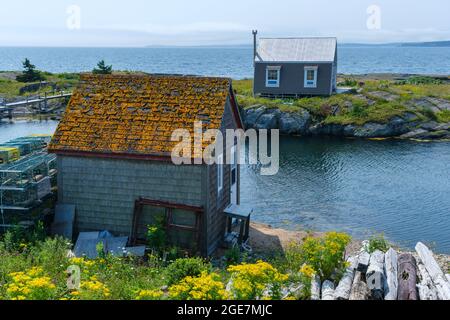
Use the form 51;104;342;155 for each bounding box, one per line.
256;37;337;63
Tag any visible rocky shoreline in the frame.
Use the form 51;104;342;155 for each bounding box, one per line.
238;74;450;141
242;97;450;140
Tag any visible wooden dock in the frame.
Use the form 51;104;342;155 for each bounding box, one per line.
0;91;72;120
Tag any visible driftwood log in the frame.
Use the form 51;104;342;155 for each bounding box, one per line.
415;242;450;300
366;250;386;300
357;251;371;274
417;262;439;300
310;275;321;300
397;253;418;300
384;248;398;300
321;280;335;300
349;271;369;300
334;256;358;300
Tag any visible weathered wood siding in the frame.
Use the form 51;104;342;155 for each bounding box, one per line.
254;62;334;96
205;97;240;255
57;156;206;237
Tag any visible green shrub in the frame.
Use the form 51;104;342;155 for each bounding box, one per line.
299;232;351;281
224;246;241;266
350;104;369;118
166;257;211;285
367;234;389;253
146;216;167;252
16;58;45;83
339;78;358;87
422;107;438;121
436;110;450;123
405;76;443;85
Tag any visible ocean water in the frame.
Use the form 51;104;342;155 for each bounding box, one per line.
0;46;449;78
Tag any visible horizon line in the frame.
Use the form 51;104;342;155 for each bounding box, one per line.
0;39;449;49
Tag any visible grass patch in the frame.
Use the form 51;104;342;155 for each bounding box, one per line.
324;102;408;126
0;78;25;99
436;110;450;123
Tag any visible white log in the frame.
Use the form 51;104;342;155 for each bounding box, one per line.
349;271;370;300
310;275;321;300
367;250;386;300
415;242;450;300
417;262;439;300
384;248;398;300
360;240;370;253
446;274;450;283
357;251;371;273
335;256;358;300
321;280;335;300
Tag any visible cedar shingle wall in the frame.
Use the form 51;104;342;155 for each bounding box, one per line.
205;97;238;255
57;156;205;236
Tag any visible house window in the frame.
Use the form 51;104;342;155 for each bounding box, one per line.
266;66;281;87
304;66;318;88
132;199;203;252
217;154;223;193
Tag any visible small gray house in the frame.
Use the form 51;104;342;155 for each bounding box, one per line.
49;74;244;256
253;31;337;97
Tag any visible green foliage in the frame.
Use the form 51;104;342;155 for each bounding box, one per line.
0;221;46;252
339;77;358;87
349;103;369;118
16;58;45;83
324;101;408;126
224;246;242;266
422;107;438;121
298;232;351;281
92;60;113;75
436;110;450;123
404;76;443;85
367;234;390;253
56;73;80;80
146;216;167;253
166;257;212;285
227;261;289;300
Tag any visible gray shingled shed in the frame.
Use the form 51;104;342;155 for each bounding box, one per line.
252;32;338;97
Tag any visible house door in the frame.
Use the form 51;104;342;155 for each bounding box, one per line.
230;145;238;205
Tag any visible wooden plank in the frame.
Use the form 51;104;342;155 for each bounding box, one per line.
349;271;370;300
384;248;398;300
397;253;418;300
415;242;450;300
335;256;358;300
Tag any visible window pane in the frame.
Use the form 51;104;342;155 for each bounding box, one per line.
307;70;315;81
268;70;278;80
171;208;197;227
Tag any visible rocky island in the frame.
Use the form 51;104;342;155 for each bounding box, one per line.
236;74;450;141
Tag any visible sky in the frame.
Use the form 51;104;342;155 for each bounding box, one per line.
0;0;449;46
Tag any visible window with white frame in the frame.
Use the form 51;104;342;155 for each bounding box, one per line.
266;66;281;87
217;153;223;193
304;66;318;88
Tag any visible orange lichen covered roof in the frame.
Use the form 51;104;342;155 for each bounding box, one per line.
49;74;232;157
